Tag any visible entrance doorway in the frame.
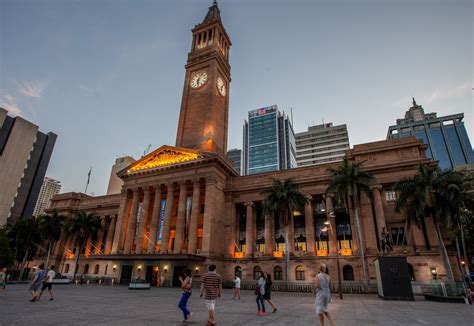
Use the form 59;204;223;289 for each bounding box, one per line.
145;266;154;283
120;265;133;284
172;266;187;287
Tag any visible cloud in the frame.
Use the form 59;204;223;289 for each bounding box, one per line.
423;82;471;105
16;80;47;98
79;84;101;97
1;94;22;116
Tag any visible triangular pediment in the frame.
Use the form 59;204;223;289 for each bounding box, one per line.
125;145;204;173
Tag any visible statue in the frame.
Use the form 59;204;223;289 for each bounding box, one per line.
412;97;417;107
380;227;393;255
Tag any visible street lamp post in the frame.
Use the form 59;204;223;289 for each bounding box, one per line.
326;213;343;300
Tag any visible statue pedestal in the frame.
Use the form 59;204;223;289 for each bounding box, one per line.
374;256;414;301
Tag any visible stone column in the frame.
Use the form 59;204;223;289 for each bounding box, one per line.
123;189;140;254
104;215;116;254
245;202;254;257
305;196;316;255
264;213;274;256
160;183;175;253
135;188;151;254
53;232;66;258
326;194;337;255
361;191;378;250
201;179;217;255
347;198;359;253
187;179;201;254
148;185;162;253
174;181;188;254
372;185;386;236
95;217;107;254
111;193;130;254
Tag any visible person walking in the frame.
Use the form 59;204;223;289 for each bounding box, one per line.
178;268;193;322
0;267;6;291
264;274;277;313
255;271;266;315
200;264;222;326
29;263;46;302
38;265;56;301
314;263;336;326
233;275;241;300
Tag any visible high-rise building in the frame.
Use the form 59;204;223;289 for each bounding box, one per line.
243;105;296;175
295;123;350;167
33;177;61;216
227;149;242;175
387;99;474;170
0;108;57;225
107;156;136;195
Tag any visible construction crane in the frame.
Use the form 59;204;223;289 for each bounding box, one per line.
143;144;152;157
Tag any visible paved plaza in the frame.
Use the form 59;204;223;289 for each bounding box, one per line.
0;284;473;325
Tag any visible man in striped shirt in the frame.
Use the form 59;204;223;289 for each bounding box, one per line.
200;264;222;326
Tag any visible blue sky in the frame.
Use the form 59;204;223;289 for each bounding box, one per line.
1;0;472;195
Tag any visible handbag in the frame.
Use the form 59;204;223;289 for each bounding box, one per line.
254;284;260;295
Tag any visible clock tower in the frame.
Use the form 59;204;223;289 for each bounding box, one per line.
175;1;231;157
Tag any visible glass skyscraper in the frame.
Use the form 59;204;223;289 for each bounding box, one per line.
387;99;474;170
243;105;297;175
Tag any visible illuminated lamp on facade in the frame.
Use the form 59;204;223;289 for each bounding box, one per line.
234;252;244;259
317;249;328;256
293;211;301;216
273;251;284;258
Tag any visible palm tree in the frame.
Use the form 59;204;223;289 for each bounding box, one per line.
37;209;66;268
262;178;308;288
7;216;40;281
435;170;474;281
326;156;375;292
64;210;102;281
393;163;455;280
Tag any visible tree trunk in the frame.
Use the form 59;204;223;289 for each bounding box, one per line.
420;218;431;250
285;225;290;290
45;241;52;269
460;222;470;280
434;222;454;281
454;237;465;281
18;247;30;282
72;242;83;282
352;196;369;293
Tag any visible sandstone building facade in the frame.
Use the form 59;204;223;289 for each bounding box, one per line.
44;2;459;288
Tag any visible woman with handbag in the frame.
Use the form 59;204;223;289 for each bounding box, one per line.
255;271;266;315
178;268;193;322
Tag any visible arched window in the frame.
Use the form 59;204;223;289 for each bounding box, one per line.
342;265;354;281
253;266;262;280
274;266;283;281
407;263;415;281
234;266;242;278
94;264;100;275
83;264;89;274
64;264;70;273
295;265;305;281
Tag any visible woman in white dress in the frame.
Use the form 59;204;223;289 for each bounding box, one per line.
314;263;336;326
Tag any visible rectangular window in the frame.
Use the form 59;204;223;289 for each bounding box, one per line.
385;190;397;202
389;226;407;246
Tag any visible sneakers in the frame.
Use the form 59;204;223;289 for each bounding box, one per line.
187;312;193;321
257;310;261;314
258;311;267;316
272;308;277;313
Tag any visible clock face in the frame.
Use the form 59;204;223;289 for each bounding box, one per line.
190;72;208;88
217;77;226;97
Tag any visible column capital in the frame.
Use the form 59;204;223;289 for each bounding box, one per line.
166;182;175;191
192;178;202;186
324;192;335;199
244;201;254;207
370;184;383;191
142;187;151;194
131;188;140;196
178;180;187;186
305;194;313;201
154;184;163;192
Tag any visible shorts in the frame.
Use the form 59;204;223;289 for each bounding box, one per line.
205;299;216;310
30;282;42;292
41;282;52;291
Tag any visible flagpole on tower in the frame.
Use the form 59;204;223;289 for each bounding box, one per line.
84;166;92;194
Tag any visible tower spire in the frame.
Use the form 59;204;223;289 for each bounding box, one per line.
202;0;221;23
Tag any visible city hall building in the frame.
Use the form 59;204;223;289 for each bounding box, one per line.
44;2;460;288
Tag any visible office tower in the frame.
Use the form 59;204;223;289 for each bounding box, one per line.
33;177;61;216
295;123;350;167
107;156;136;195
0;107;57;225
243;105;296;175
227;149;242;175
387;99;474;170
